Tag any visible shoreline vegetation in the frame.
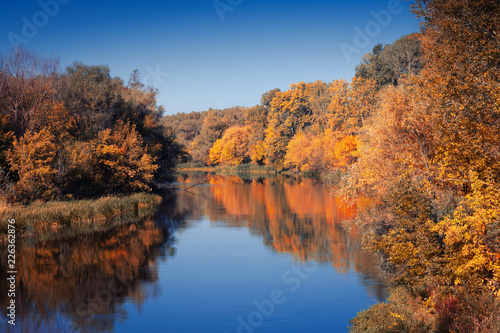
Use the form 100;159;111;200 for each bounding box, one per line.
176;162;321;178
176;162;275;174
0;193;162;242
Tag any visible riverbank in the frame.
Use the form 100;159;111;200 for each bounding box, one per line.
0;193;162;242
176;163;321;178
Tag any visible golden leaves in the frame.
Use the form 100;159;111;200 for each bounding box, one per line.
208;125;251;166
91;121;158;193
8;128;58;202
434;176;500;291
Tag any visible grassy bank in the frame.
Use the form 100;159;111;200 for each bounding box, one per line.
0;193;162;242
176;162;321;178
177;162;275;173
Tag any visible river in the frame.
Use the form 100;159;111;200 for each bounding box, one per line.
0;173;387;332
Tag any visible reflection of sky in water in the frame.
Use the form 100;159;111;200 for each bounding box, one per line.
116;219;384;333
0;173;387;332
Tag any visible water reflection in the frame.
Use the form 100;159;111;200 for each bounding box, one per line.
175;173;386;300
0;192;186;333
0;173;386;332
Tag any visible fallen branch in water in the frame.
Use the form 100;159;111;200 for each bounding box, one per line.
160;183;205;192
183;183;204;191
167;183;204;191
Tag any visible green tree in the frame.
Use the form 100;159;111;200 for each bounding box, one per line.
355;44;396;89
58;63;125;139
355;34;423;89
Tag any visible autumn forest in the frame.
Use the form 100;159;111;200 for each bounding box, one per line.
1;0;499;331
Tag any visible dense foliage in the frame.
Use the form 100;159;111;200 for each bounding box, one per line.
344;0;500;331
0;50;180;203
165;77;375;171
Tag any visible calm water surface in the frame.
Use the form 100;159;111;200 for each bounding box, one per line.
1;173;387;332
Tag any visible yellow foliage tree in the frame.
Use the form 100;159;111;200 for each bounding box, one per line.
269;82;313;137
208;126;251;166
263;125;288;167
250;140;266;165
208;139;223;166
334;135;360;167
8;128;59;202
32;100;75;142
284;130;358;172
321;129;338;170
434;175;500;294
265;82;314;167
284;132;313;171
328;77;377;135
343;0;500;297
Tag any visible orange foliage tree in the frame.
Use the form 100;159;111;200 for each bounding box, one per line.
284;130;360;172
334;135;360;168
90;121;158;194
63;121;158;196
8;128;59;202
412;0;500;295
328;77;377;135
265;82;313;167
0;55;180;202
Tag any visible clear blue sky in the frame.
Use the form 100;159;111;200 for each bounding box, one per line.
1;0;419;115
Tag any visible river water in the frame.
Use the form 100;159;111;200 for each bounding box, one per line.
1;173;387;333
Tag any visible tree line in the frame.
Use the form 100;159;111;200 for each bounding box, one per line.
0;51;181;203
165;33;422;172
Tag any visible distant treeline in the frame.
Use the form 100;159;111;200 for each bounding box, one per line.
0;52;181;203
164;33;422;171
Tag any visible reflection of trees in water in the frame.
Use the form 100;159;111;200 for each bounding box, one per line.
0;193;190;332
176;173;388;300
0;174;387;331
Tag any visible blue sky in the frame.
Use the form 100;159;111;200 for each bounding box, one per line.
1;0;420;115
